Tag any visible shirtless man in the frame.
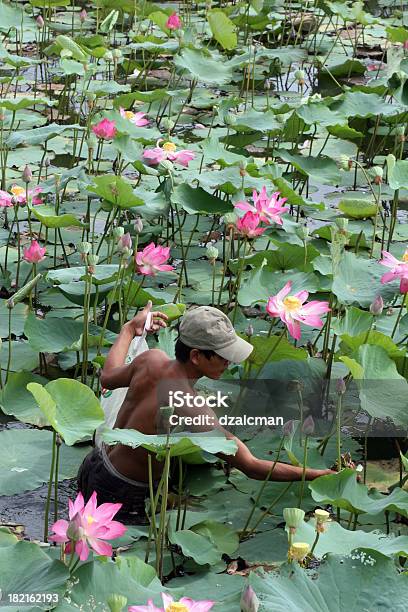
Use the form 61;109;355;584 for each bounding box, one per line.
78;302;333;523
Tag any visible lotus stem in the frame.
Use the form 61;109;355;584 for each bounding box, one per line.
297;435;308;508
44;430;57;542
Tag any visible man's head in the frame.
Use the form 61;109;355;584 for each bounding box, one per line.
176;306;253;379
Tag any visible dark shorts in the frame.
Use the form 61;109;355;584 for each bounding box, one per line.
77;446;151;525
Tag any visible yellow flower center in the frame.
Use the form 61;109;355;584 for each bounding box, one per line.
283;296;301;312
402;250;408;263
166;605;189;612
86;515;95;524
10;185;25;197
124;110;135;120
162;141;177;152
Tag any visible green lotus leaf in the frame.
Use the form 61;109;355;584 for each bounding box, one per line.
338;198;378;219
27;379;104;445
0;429;90;495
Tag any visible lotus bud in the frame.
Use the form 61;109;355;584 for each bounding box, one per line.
159;159;174;173
339;155;352;171
335;217;348;232
289;542;310;562
302;415;315;435
239;161;247;177
79;9;87;22
370;294;384;316
283;507;305;530
336;377;346;395
245;323;254;337
294;69;305;84
121;246;133;259
22;165;32;184
225;113;236;126
107;594;127;612
60;49;73;59
162;117;175;131
77;242;91;263
87;253;99;274
240;585;260;612
104;50;113;62
113;227;124;240
282;419;295;437
134;217;143;234
223;212;238;227
66;514;82;541
395;125;406;142
117;232;132;252
112;48;122;60
36;14;44;28
296;225;309;241
206;244;218;262
370;166;383;185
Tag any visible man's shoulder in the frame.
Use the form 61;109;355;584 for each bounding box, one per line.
139;348;170;365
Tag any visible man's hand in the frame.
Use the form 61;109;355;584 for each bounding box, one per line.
126;300;168;337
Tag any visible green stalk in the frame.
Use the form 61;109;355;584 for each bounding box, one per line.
54;436;60;523
44;430;56;542
245;482;293;537
241;437;285;538
297;435;308;509
157;440;171;580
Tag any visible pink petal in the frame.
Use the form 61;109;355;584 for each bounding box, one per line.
294;290;309;303
88;537;112;557
286;318;301;340
93;502;122;523
75;539;90;561
276;281;292;302
381;271;398;284
69;492;84;519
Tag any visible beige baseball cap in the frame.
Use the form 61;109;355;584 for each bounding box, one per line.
178;306;253;363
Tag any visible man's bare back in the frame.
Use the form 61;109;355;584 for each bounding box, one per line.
100;303;335;484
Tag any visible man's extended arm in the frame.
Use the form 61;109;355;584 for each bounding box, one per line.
100;301;168;390
221;434;333;480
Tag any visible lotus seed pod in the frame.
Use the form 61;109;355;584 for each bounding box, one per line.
290;542;310;561
22;165;32;184
79;9;87;23
104;50;113;62
302;415;315;435
294;69;305;81
370;294;384;316
77;241;91;255
87;253;99;274
314;509;330;523
121;246;133;259
36;14;44;28
113;227;125;240
206;244;219;261
283;507;305;529
134;217;143;234
240;585;260;612
112;48;122;60
107;594;127;612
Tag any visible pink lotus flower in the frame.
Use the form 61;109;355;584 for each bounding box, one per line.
135;243;174;276
49;491;126;561
118;232;132;251
266;281;330;340
235;187;288;226
0;190;13;207
166;13;182;30
23;240;46;264
119;107;149;126
143;140;195;168
235;211;266;238
129;592;215;612
92;118;117;140
379;250;408;294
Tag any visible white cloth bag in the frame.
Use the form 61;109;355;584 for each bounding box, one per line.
95;312;152;447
